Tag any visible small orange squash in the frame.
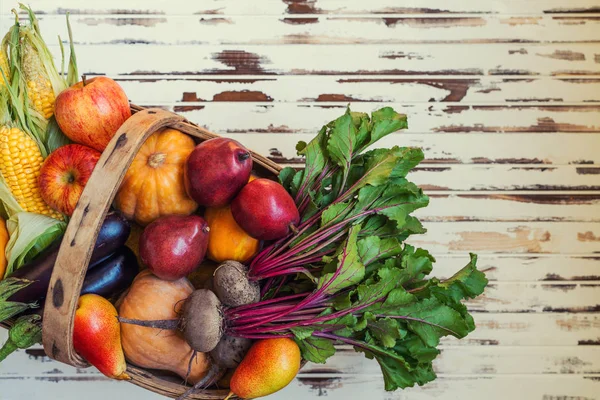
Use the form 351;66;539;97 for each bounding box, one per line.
205;206;259;263
0;217;8;279
114;128;197;226
119;270;211;383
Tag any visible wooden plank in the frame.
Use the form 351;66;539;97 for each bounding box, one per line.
433;255;600;282
465;313;600;346
228;132;600;165
465;283;600;313
39;44;600;77
112;76;600;104
20;15;600;45
2;344;600;376
137;103;600;134
409;222;600;254
407;165;600;191
19;0;600;16
0;375;599;400
419;194;600;222
318;346;600;375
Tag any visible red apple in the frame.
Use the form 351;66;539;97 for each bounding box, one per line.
55;77;131;151
38;144;101;216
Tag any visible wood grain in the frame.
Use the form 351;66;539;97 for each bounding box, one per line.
113;76;600;104
19;15;600;44
226;132;600;165
4;342;600;376
418;194;600;222
409;222;600;254
131;103;600;134
433;255;600;282
0;375;598;400
19;0;600;16
37;43;600;76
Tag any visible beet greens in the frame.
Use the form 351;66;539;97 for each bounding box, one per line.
249;107;429;286
222;107;488;391
227;227;486;390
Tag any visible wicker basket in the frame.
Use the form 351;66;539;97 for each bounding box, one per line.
4;105;284;399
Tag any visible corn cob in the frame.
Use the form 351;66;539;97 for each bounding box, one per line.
16;5;66;121
0;125;61;220
21;42;55;119
0;52;8;90
0;125;62;219
0;32;10;89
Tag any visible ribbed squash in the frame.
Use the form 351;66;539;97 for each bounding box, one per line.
119;271;211;383
205;205;260;263
114;128;198;226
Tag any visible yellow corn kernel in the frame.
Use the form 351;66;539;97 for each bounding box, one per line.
0;126;62;220
26;79;55;120
22;42;55;119
0;51;9;89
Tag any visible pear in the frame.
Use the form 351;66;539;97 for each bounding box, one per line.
73;294;129;380
185;138;252;207
226;338;301;399
231;179;300;241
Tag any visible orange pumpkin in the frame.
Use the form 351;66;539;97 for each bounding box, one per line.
205;205;259;263
114;128;197;226
119;271;211;384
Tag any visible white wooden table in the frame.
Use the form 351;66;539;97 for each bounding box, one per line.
1;0;600;399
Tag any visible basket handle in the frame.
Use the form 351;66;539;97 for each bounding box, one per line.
42;108;184;367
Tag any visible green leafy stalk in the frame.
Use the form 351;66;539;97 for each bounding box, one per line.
0;315;42;362
65;12;79;87
0;278;37;321
4;212;65;276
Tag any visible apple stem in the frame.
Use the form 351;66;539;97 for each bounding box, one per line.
81;75;87;86
289;223;299;235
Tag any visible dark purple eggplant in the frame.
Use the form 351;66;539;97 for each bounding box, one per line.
21;246;139;318
81;246;138;299
8;211;130;303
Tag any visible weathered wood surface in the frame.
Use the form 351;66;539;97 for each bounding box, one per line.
36;43;600;76
2;0;600;399
21;15;600;44
1;373;599;400
19;0;600;15
114;77;600;104
226;133;600;165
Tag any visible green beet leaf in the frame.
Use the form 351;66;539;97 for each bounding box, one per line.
295;336;336;364
317;225;364;295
